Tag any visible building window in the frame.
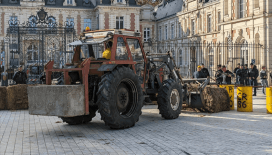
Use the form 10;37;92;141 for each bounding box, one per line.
207;15;212;33
171;24;174;39
117;0;122;2
96;16;99;29
184;19;187;34
254;0;259;8
84;19;91;30
191;20;195;35
199;15;202;31
172;49;175;63
179;49;182;66
224;0;228;15
9;0;18;3
209;48;214;67
165;25;168;40
116;16;124;29
159;26;162;41
240;0;245;18
144;28;150;42
178;23;181;38
67;0;72;4
218;12;221;31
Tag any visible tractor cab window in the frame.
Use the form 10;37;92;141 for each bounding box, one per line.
127;39;143;61
115;37;128;60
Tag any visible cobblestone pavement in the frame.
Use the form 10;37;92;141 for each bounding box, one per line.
0;90;272;155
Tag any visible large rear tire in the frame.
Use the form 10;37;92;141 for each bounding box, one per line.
97;66;144;129
157;79;183;119
60;106;98;125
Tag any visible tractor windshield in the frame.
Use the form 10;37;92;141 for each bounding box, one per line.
68;38;112;62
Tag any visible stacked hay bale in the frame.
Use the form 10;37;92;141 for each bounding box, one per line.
0;87;7;110
6;84;29;110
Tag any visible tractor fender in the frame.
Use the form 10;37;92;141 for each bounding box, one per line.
97;64;118;72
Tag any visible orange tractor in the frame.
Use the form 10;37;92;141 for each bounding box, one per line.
28;29;223;129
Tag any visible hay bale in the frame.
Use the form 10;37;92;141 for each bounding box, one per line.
0;87;7;110
202;86;230;113
7;84;29;110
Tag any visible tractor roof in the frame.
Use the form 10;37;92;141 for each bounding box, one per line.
69;29;141;46
84;29;141;39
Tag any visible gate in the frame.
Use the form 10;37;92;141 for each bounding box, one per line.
6;8;76;73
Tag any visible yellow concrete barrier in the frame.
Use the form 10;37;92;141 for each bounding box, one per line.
266;87;272;114
220;85;234;110
237;86;253;112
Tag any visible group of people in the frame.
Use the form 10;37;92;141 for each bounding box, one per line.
233;63;268;95
193;63;269;96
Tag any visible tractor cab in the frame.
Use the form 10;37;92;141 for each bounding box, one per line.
68;29;143;63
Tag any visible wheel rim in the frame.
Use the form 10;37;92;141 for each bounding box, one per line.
170;89;180;111
116;79;138;118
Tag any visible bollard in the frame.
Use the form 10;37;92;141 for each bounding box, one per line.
237;86;253;112
266;87;272;114
220;85;234;110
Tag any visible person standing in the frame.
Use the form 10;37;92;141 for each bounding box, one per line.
222;66;234;84
260;66;268;95
236;65;246;85
13;66;27;84
243;64;249;85
234;63;240;84
215;64;223;84
248;63;259;96
201;63;210;78
193;66;204;79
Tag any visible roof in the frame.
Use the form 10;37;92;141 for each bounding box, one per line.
153;0;183;20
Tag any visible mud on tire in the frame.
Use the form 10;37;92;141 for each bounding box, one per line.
158;79;183;119
60;106;98;125
96;66;144;129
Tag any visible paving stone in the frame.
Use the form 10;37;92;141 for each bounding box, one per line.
0;90;271;155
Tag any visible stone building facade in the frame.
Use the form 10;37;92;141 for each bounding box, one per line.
0;0;141;70
140;0;272;79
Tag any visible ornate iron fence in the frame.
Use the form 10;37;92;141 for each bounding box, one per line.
143;41;268;78
3;8;76;76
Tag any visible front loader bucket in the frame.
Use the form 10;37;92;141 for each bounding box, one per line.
28;85;85;117
189;93;204;109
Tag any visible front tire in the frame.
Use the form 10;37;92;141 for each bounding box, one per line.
157;79;183;119
97;67;144;129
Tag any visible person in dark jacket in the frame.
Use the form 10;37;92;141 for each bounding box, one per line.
260;66;268;95
236;65;247;85
248;63;259;96
201;63;210;78
13;66;27;84
215;64;223;84
222;66;234;84
193;66;204;79
243;64;249;85
234;63;240;84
